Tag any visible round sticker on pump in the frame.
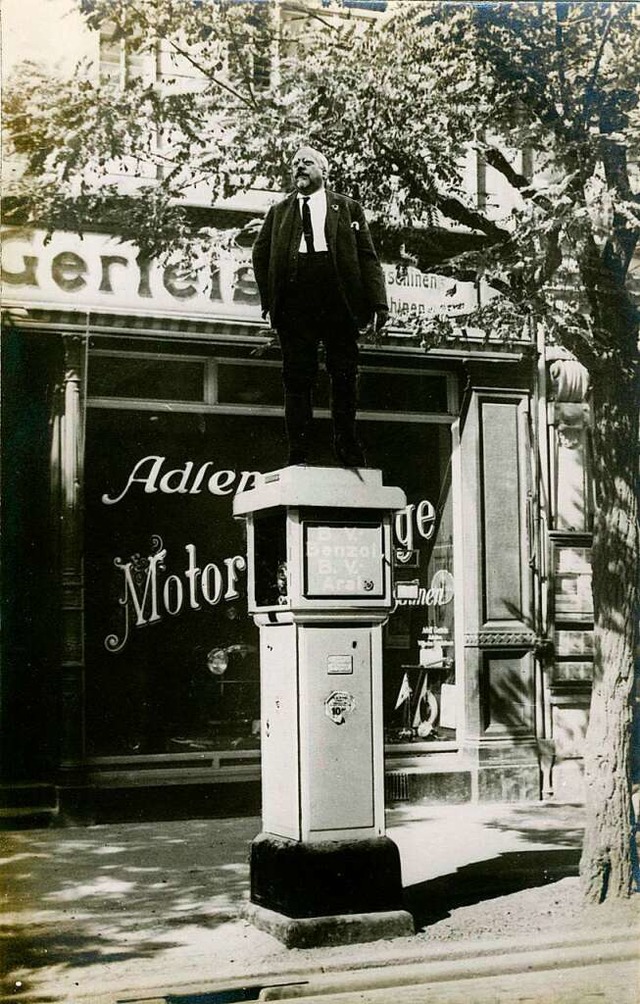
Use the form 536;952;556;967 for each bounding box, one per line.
324;691;356;725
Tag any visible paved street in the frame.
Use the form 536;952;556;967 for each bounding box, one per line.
2;802;638;1004
254;958;639;1004
31;953;640;1004
252;936;639;1003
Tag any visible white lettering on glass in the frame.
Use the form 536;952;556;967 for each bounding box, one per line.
394;500;436;551
101;457;258;505
104;537;246;653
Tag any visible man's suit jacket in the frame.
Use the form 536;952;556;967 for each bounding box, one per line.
252;188;388;329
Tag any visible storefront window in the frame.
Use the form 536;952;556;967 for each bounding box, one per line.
359;370;449;414
217;361;283;407
365;420;457;746
89;354;205;401
84;410;276;755
84;359;456;758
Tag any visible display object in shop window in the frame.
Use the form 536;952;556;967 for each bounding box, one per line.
167;633;260;752
393;668;439;740
387;622;455;744
252;146;388;468
276;561;288;604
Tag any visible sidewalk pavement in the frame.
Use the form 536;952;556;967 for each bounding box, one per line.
1;801;638;1004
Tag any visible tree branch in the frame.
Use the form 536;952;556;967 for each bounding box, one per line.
283;2;343;33
120;0;260;109
481;145;556;214
554;2;571;119
226;21;260;112
166;38;256;109
436;192;510;240
472;6;576;144
380;141;511;241
581;5;614;127
368;221;509;297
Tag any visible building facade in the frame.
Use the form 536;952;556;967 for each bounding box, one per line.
0;0;595;825
0;222;594;824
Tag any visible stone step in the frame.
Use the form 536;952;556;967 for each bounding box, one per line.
0;784;59;829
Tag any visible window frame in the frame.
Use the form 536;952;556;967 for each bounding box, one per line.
84;343;465;762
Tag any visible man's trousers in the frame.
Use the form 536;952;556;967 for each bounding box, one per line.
275;252;362;460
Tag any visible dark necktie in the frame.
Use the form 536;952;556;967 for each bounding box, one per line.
301;197;314;253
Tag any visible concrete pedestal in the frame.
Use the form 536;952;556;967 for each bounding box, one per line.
246;831;413;946
242;901;413;949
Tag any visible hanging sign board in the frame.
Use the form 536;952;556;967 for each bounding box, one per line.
2;228;483;325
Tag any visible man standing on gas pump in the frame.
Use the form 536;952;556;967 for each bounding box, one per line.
252;146;388;467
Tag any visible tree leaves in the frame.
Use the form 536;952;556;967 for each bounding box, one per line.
3;0;639;361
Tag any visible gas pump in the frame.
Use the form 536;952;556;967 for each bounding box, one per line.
233;465;413;947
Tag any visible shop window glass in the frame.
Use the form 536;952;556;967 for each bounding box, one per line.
89;355;204;401
217;363;283;406
85;411;281;756
358;371;449;414
217;363;333;410
217;363;446;414
364;420;457;746
84;400;456;758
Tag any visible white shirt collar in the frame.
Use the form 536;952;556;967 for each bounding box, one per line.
297;186;325;204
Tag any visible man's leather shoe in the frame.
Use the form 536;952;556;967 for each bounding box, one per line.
334;438;366;468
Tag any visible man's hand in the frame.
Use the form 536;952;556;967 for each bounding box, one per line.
374;308;389;333
358;309;389;340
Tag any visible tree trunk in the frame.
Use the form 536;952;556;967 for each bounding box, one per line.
579;352;639;903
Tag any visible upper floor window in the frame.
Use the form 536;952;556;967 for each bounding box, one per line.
99;11;274;95
99;21;147;88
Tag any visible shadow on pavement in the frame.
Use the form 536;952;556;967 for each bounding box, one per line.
404;847;581;929
160;990;267;1003
1;819;257;1001
482;803;585;847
